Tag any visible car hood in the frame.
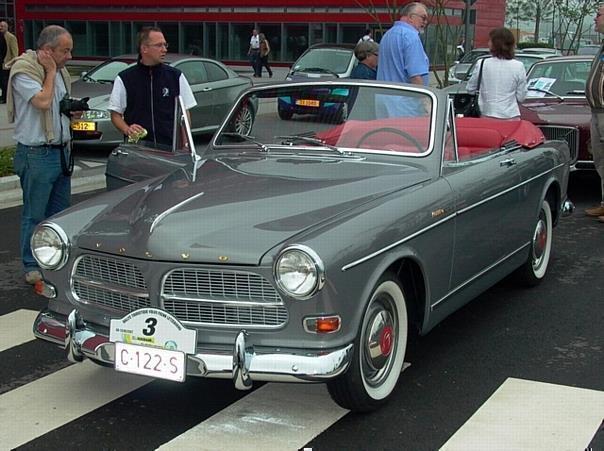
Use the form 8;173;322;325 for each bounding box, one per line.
71;79;114;100
520;99;590;127
75;155;429;264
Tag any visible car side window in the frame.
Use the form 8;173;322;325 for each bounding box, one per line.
203;62;229;82
177;61;208;85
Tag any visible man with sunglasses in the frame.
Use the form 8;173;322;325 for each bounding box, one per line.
377;2;429;87
109;27;196;147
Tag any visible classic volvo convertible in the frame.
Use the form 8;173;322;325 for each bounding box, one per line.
32;81;573;412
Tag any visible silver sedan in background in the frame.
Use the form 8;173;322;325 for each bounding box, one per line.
70;54;255;148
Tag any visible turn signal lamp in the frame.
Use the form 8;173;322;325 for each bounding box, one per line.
34;280;57;299
304;315;341;334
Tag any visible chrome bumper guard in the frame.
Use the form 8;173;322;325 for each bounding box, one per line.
561;199;575;217
33;309;353;389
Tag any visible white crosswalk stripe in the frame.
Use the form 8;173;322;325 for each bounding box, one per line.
0;309;602;450
440;377;604;451
0;360;150;450
0;309;38;352
158;383;348;451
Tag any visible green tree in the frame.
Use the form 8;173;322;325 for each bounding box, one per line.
506;0;535;37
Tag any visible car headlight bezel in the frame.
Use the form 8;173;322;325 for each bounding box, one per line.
274;245;325;300
30;223;70;270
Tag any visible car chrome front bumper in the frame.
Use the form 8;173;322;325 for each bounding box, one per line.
33;309;353;389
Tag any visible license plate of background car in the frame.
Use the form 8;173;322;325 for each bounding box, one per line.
71;121;96;131
295;99;320;107
114;342;186;382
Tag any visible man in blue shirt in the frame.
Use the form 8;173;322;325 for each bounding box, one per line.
376;2;430;117
377;2;429;86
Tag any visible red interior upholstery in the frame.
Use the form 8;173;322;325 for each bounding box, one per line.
455;117;545;160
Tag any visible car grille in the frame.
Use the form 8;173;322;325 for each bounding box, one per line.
71;255;149;313
162;299;288;327
538;125;579;164
162;268;287;327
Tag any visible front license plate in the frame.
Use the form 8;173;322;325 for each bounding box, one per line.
71;121;96;131
295;99;320;107
115;342;186;382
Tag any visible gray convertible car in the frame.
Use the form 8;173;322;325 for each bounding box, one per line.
32;81;573;412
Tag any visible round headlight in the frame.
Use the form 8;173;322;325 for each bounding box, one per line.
31;224;69;270
275;246;324;299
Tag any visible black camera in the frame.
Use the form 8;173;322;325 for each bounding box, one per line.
60;95;90;117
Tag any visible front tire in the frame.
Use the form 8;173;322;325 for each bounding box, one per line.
515;199;553;286
327;274;408;412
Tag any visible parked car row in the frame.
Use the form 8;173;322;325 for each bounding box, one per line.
446;54;595;171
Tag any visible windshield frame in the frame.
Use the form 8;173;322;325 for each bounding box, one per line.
211;81;439;159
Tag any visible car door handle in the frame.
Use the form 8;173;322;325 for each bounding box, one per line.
201;87;212;92
500;158;516;167
111;149;129;157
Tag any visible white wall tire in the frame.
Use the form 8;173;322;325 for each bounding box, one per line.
516;199;553;286
327;274;408;412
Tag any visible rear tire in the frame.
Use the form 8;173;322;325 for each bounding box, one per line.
515;199;553;286
327;274;408;412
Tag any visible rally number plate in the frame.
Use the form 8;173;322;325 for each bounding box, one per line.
115;342;186;382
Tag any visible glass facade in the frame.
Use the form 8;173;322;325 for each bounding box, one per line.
22;18;469;66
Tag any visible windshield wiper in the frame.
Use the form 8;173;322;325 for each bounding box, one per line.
528;87;564;101
296;67;339;77
220;132;269;152
275;135;344;155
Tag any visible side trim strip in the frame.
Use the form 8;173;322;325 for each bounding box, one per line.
430;241;530;310
341;162;563;271
341;214;455;271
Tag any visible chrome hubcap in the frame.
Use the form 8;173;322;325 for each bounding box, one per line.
532;217;547;265
235;106;253;135
362;297;396;386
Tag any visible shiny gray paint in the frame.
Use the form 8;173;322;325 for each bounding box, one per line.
36;81;570;369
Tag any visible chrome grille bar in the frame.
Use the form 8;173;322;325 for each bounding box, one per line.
539;125;579;164
163;299;288;328
71;255;150;313
163;268;282;304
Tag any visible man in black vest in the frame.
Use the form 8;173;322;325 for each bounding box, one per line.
108;27;196;146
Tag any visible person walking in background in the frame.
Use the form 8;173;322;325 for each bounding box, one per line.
109;27;197;147
7;25;77;284
350;41;379;80
247;28;261;77
358;29;374;43
466;27;527;119
377;2;430;86
258;33;273;78
584;4;604;222
1;21;19;103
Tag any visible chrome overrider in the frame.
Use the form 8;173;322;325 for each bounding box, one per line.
33;309;354;388
561;199;575;217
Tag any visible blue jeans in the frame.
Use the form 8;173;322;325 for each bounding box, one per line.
13;143;71;272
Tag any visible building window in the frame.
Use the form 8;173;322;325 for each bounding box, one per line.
258;24;281;61
157;22;179;53
232;23;254;60
284;24;308;60
182;23;203;56
90;22;109;56
65;21;87;57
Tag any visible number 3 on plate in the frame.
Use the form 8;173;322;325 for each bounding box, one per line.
142;317;157;336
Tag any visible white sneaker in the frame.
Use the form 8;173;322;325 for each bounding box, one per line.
25;270;42;285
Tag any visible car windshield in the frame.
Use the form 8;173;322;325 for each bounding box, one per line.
214;83;435;156
293;48;354;74
577;46;599;55
526;60;591;97
85;59;135;82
